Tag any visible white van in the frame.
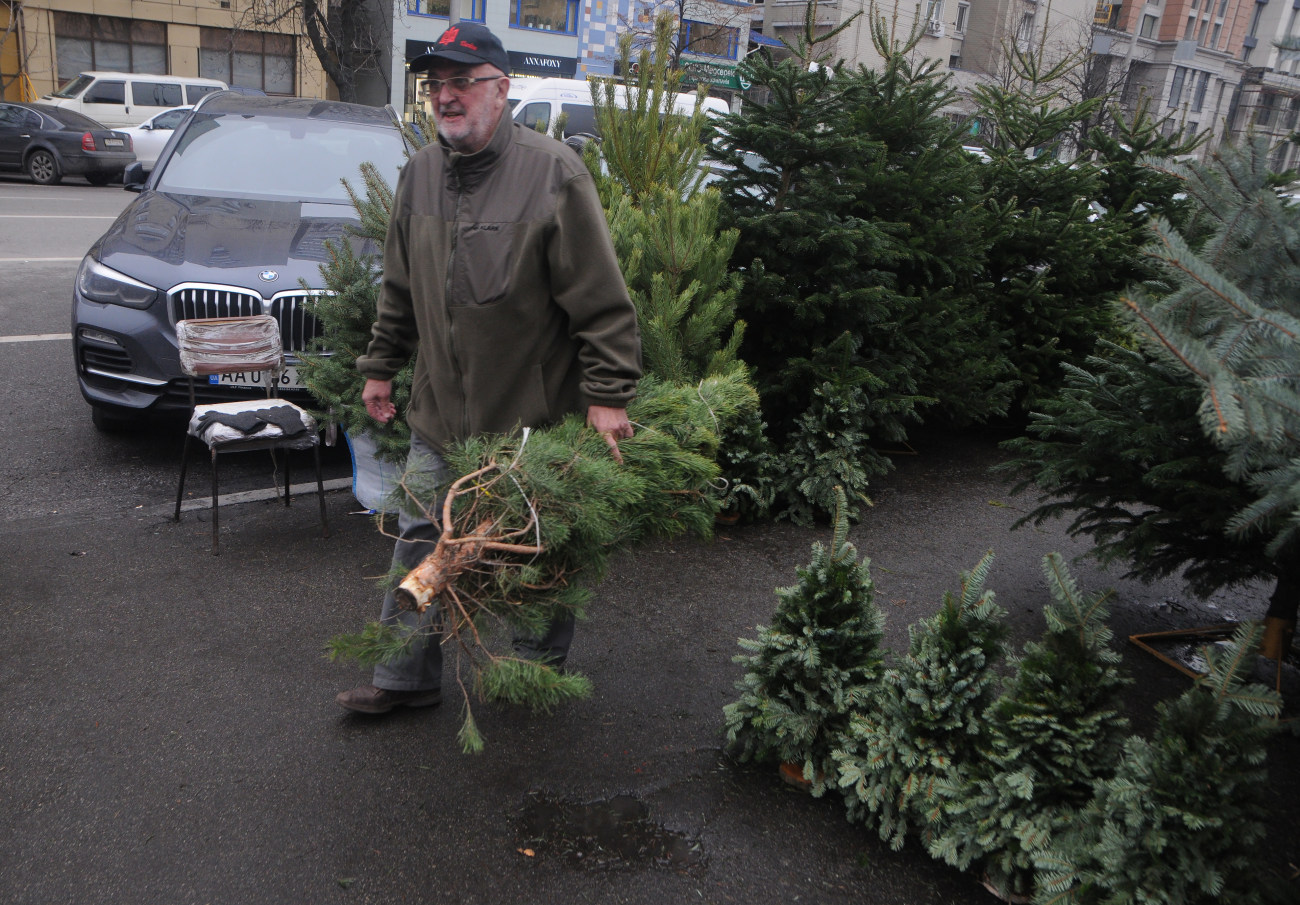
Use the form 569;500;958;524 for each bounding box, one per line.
42;72;228;127
511;77;729;140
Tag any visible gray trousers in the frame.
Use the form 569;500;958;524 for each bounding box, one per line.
374;431;576;691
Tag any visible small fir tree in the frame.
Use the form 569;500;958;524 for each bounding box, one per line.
1034;622;1284;905
929;554;1130;899
834;552;1009;851
722;486;887;795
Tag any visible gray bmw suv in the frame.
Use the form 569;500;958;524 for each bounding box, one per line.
72;93;410;429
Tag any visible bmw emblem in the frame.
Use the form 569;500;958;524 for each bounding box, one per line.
259;270;279;282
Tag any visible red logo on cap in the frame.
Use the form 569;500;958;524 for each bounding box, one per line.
437;26;479;51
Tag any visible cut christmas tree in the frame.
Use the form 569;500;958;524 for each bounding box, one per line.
834;552;1009;850
330;374;756;752
928;554;1130;900
722;486;887;795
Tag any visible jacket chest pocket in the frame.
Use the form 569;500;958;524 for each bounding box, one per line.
449;221;516;308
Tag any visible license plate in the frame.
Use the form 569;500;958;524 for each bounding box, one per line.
104;138;124;147
209;366;305;389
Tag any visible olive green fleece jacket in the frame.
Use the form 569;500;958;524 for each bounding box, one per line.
356;108;642;454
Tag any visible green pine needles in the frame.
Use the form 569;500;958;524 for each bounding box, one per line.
722;486;887;795
834;552;1009;851
1035;622;1283;905
927;554;1130;899
1124;136;1300;560
328;374;757;752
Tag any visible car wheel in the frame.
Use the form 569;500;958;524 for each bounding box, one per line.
26;149;61;186
85;171;113;186
91;404;144;432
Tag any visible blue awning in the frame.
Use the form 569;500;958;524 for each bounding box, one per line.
749;32;784;48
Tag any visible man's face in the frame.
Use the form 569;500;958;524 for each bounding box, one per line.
426;61;509;154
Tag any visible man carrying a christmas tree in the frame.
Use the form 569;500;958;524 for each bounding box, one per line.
336;22;642;714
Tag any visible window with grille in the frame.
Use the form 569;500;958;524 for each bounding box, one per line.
53;13;166;81
200;28;295;95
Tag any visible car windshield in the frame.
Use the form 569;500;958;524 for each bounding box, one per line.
38;105;106;130
50;74;94;99
155;113;407;203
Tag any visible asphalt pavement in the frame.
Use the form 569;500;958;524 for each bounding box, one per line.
2;424;1297;905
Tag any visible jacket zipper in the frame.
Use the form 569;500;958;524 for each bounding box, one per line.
446;168;470;439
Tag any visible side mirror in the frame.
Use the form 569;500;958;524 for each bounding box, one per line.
123;161;146;192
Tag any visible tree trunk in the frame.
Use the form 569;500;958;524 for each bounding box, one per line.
1262;545;1298;659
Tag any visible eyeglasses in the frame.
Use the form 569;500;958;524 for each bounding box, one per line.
420;76;505;96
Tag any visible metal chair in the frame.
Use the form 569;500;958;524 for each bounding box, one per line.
173;315;329;554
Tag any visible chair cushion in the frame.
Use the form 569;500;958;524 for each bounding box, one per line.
190;400;318;446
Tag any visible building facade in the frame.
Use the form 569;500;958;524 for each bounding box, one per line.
390;0;754;116
1;0;328;102
749;0;1300;163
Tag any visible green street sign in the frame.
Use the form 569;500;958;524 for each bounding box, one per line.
680;59;748;91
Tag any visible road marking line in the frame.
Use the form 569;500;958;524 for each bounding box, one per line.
176;478;352;513
0;333;73;343
0;257;82;263
0;214;118;219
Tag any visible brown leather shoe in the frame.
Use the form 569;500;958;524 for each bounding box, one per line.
335;684;442;714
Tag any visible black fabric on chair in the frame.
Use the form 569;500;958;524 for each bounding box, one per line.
173;315;330;554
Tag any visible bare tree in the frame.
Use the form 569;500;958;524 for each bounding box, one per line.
0;0;35;100
240;0;390;102
619;0;753;70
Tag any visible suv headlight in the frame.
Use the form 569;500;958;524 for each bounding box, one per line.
76;257;160;309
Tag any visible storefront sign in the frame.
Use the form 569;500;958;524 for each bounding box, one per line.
507;50;576;78
679;59;750;91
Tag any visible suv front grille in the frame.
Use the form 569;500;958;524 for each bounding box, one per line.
168;283;324;353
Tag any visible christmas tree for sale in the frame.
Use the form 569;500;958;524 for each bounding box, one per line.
587;16;745;387
298;159;417;466
834;552;1009;851
928;554;1130;900
722;486;887;796
330;374;757;752
1035;622;1284;905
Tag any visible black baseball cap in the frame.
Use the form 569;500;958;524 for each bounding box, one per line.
410;23;510;75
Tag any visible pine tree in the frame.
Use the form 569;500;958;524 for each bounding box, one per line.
834;552;1009;851
1034;622;1284;905
330;374;757;752
298;133;429;464
1122;136;1300;629
1003;135;1300;643
722;486;887;795
969;48;1126;411
586;16;745;385
712;12;1011;523
929;554;1130;899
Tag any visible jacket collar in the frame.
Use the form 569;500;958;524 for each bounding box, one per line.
440;107;514;188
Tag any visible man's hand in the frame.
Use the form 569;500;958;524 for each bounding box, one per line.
362;378;397;423
588;405;633;465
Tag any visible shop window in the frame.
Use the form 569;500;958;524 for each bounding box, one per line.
408;0;486;19
514;0;579;34
53;13;166;81
680;20;740;59
200;28;296;95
